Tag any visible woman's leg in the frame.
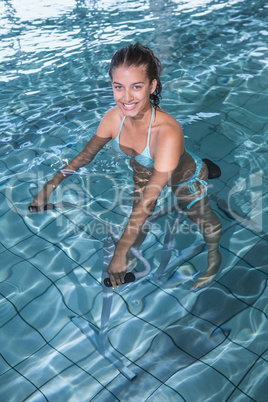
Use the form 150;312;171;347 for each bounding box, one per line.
185;196;222;289
173;167;222;289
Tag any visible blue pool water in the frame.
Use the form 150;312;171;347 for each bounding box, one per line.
1;0;268;400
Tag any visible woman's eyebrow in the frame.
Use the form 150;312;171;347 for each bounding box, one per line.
112;81;144;85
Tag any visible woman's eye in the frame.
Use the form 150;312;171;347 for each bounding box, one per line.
133;86;141;90
114;86;122;90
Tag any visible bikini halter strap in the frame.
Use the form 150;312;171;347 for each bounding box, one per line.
118;104;154;139
147;104;154;146
118;115;126;137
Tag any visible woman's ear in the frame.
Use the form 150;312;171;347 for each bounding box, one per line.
150;79;157;94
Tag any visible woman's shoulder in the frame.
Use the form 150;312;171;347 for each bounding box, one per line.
153;108;185;170
155;108;183;137
103;106;124;122
96;106;123;138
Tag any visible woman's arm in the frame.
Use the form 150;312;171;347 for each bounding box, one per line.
107;122;184;287
52;135;111;185
30;109;117;207
107;169;170;287
30;135;110;207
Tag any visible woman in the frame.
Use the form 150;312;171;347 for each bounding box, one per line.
30;43;222;289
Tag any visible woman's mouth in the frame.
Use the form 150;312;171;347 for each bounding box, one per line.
123;103;136;111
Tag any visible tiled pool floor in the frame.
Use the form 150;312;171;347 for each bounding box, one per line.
1;131;268;401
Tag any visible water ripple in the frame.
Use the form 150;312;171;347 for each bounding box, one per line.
1;1;268;399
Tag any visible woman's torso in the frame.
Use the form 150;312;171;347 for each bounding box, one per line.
111;104;199;185
112;104;155;168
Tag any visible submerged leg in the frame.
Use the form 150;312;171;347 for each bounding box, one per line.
173;172;222;289
187;196;222;289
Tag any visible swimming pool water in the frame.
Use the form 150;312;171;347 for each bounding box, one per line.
0;0;268;401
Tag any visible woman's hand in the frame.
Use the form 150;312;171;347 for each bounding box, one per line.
107;252;127;288
29;182;56;210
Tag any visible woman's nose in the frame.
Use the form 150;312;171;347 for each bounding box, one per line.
123;89;133;102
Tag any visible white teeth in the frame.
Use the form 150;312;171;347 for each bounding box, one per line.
123;103;135;108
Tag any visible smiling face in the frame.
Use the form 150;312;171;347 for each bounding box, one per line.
111;65;157;117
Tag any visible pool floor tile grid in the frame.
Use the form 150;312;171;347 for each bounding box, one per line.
1;219;268;402
90;276;268;402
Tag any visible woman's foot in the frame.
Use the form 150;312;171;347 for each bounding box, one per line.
191;249;222;290
29;182;56;212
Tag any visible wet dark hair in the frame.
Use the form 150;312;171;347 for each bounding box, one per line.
109;42;162;107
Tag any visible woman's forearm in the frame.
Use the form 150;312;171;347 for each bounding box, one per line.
115;169;170;255
30;135;110;206
115;200;156;255
50;135;111;186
